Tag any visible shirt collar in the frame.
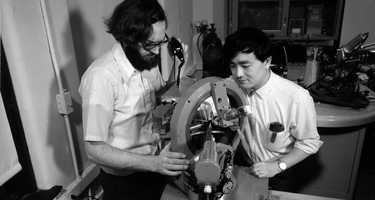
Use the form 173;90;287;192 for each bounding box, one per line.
252;69;275;99
112;43;138;79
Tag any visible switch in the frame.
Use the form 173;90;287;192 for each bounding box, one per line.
56;91;73;115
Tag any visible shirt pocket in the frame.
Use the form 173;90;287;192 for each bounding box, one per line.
264;130;288;152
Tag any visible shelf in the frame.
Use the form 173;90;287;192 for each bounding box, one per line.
228;0;345;44
273;34;336;39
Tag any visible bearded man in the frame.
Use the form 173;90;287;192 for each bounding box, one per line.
79;0;189;199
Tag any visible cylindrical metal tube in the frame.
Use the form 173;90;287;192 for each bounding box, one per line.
195;140;221;185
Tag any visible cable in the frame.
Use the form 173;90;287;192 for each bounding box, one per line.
283;46;289;64
197;33;204;62
197;33;215;77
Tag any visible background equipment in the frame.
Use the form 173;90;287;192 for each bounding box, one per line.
308;32;375;108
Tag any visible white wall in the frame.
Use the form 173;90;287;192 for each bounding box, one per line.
2;0;82;189
193;0;226;40
66;0;122;78
159;0;195;82
340;0;375;46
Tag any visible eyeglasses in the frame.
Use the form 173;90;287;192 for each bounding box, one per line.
143;34;169;52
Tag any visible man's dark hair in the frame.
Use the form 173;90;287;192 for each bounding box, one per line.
105;0;167;47
223;27;271;65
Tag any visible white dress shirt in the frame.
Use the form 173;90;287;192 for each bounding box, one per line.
79;43;165;175
228;71;323;162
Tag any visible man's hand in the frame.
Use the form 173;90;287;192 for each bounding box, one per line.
250;161;280;178
196;97;217;121
197;102;215;120
154;142;190;176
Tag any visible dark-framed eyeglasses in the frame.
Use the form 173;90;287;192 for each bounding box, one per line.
143;34;169;51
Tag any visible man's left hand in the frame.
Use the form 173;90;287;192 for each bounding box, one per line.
250;161;280;178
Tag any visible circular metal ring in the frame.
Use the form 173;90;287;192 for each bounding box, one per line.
170;77;248;158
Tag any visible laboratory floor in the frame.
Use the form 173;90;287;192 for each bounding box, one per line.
353;124;375;200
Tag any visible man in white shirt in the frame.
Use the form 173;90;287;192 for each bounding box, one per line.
222;27;323;191
79;0;189;199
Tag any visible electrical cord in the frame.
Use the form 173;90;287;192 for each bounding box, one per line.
197;33;206;63
197;33;215;76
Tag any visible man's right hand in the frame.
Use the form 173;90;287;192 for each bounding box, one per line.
155;142;190;176
196;97;216;121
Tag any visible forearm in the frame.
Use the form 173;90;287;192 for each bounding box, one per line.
278;147;310;170
251;147;311;178
85;141;157;172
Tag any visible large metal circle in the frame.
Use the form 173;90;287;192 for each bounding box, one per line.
170;77;248;159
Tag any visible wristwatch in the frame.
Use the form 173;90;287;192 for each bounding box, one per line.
277;159;287;171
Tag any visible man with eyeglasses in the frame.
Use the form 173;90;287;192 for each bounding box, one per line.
78;0;190;199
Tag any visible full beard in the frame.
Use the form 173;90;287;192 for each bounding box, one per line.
124;45;160;71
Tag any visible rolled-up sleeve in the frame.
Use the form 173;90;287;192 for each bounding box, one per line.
291;93;323;154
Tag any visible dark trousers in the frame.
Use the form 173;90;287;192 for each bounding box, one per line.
268;167;295;192
233;150;295;192
100;169;167;200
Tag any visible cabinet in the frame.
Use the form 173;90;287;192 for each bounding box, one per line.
294;126;366;199
228;0;345;41
292;97;375;199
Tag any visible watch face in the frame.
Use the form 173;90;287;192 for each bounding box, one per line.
278;160;287;170
280;162;287;170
